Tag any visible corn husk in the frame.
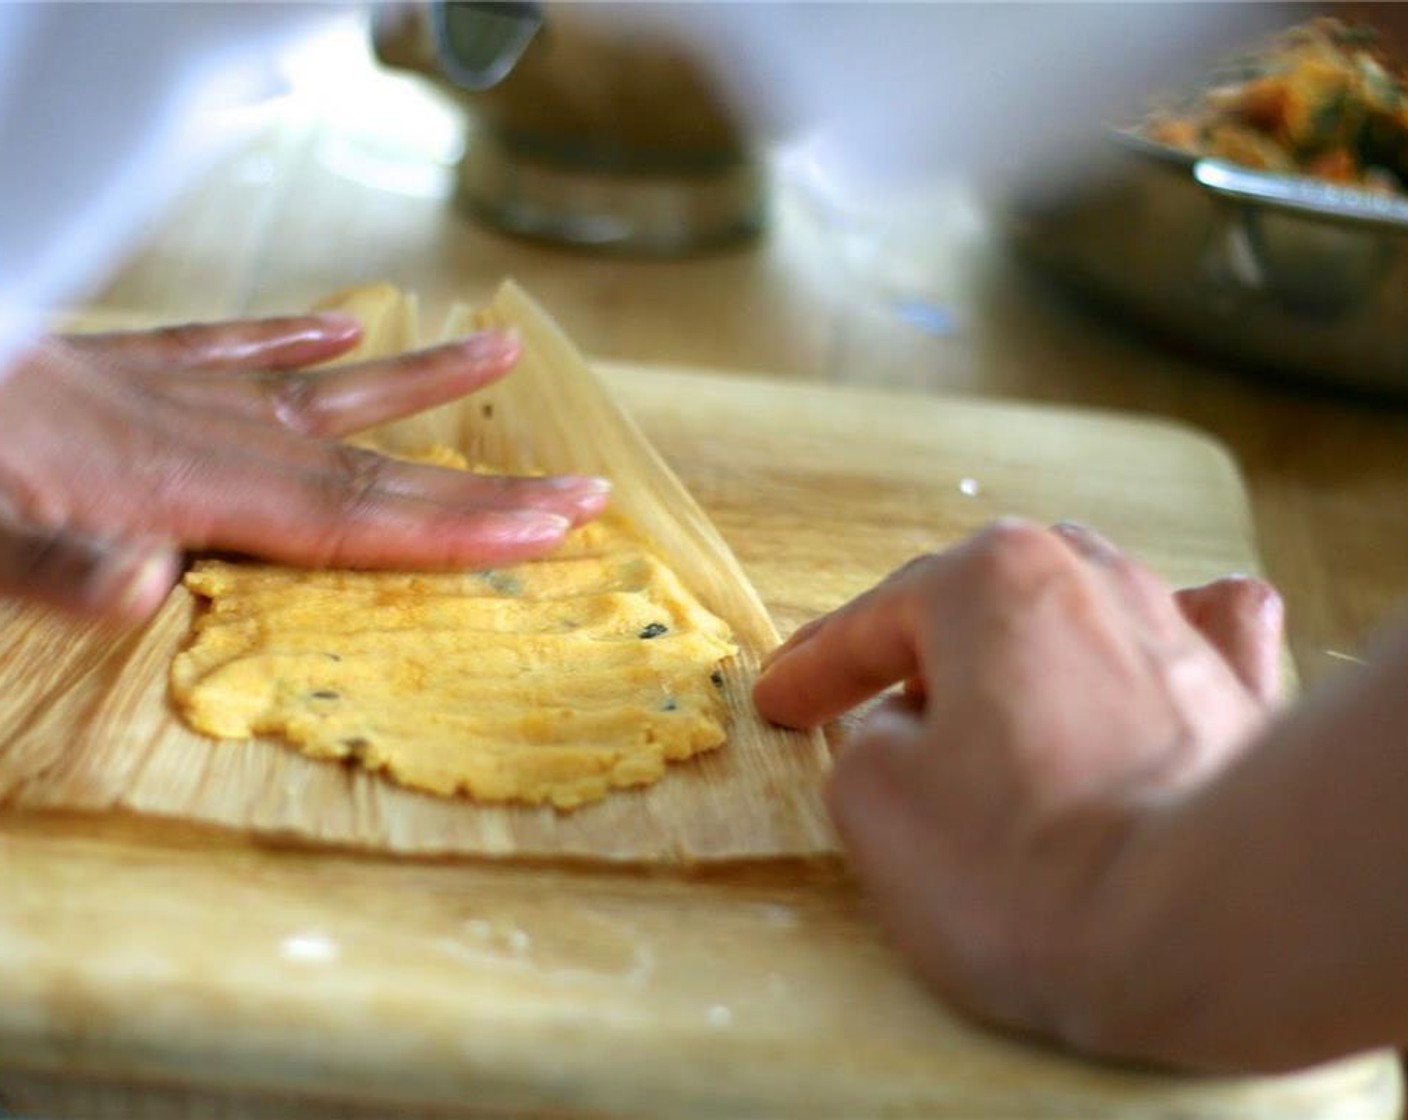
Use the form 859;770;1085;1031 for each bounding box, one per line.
0;283;835;862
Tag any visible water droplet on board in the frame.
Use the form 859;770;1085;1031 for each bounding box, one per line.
458;918;530;957
707;1004;735;1029
442;910;654;986
958;477;981;498
754;903;799;929
280;930;340;965
464;918;493;941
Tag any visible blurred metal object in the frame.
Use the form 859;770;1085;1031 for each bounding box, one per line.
374;3;765;256
1006;131;1408;395
456;125;765;254
429;2;543;93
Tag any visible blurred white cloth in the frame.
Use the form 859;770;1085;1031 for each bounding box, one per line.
0;1;1278;378
0;2;329;372
570;3;1276;208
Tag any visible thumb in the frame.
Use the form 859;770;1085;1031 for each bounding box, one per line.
1175;576;1286;706
0;514;180;622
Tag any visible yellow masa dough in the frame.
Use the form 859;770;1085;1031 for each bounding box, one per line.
170;450;737;810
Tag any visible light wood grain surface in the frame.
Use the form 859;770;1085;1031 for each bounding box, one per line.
12;362;1388;1119
0;810;1398;1120
8;40;1408;1119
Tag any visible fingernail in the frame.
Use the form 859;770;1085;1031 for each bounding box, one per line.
759;640;794;671
1051;520;1118;562
313;311;362;335
760;616;824;669
113;549;178;617
457;329;519;361
546;474;613;494
759;639;791;670
496;510;572;541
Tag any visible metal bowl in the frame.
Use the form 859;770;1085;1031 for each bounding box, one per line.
1005;130;1408;396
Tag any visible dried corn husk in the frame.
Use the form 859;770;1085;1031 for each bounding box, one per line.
0;282;835;861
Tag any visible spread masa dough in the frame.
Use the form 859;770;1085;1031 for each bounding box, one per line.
171;448;737;809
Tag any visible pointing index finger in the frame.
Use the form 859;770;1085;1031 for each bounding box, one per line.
753;556;940;729
753;519;1074;731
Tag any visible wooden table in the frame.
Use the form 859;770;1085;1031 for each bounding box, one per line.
8;44;1408;1119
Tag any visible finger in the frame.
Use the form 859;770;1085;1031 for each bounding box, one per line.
116;337;611;528
0;514;179;623
366;463;612;529
143;331;616;523
4;340;603;577
275;331;520;437
757;521;1079;730
195;432;613;530
51;384;610;554
760;613;831;670
361;461;613;529
162;331;523;438
753;558;935;730
1175;576;1286;705
1049;520;1182;624
135;442;587;570
755;519;1081;730
63;313;364;374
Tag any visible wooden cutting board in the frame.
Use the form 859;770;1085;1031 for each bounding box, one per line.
0;365;1397;1119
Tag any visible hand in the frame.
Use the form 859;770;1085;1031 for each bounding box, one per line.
0;315;610;621
754;519;1283;1056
